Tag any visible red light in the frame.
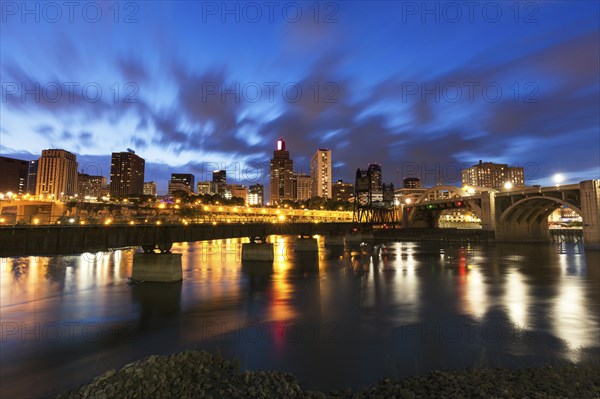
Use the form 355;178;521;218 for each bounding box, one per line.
456;201;462;207
406;207;411;211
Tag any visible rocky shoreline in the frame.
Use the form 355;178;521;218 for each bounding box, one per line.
56;350;600;398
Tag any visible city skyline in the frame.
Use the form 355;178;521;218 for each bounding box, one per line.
1;2;598;191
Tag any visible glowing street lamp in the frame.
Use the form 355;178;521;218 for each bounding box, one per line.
553;173;564;186
504;181;513;190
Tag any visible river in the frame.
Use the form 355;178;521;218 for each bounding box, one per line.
1;236;599;398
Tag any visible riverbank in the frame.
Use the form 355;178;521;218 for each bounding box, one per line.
57;350;600;398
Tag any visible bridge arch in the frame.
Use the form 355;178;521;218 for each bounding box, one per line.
499;196;583;225
407;186;484;228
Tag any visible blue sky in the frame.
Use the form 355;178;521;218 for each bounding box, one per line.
1;1;599;194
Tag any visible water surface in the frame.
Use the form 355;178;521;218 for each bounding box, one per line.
1;236;599;398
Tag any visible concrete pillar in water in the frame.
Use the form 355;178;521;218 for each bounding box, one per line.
293;235;318;252
480;191;497;232
132;253;182;282
242;236;274;261
581;180;600;250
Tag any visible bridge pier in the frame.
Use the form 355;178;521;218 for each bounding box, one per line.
132;252;183;282
480;191;497;233
581;180;600;250
495;222;550;242
293;235;318;252
241;236;274;262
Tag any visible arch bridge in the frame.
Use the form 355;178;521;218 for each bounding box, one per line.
404;180;599;249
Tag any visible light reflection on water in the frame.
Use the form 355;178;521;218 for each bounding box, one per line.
1;237;599;398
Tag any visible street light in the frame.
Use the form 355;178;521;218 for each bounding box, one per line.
504;182;513;190
553;173;564;186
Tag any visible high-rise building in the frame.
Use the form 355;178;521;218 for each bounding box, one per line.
78;173;107;198
293;173;312;201
248;184;264;206
368;163;382;192
269;138;294;204
197;181;220;195
310;149;332;198
462;160;525;189
0;156;29;195
168;173;195;195
212;170;226;184
332;179;354;202
109;150;145;196
211;170;227;195
27;160;38;195
36;149;78;199
403;177;421;188
143;181;157;196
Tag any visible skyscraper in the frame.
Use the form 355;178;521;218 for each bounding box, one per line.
332;179;354;202
310;149;332;198
212;170;226;184
36;149;78;198
110;150;145;196
78;173;107;198
27;160;38;195
0;156;29;195
168;173;195;194
269;138;294;204
461;161;524;189
248;184;264;206
368;163;382;193
293;173;312;201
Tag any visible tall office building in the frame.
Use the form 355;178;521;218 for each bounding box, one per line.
368;163;382;192
27;160;38;195
269;138;294;204
462;161;524;189
36;149;78;198
212;170;226;184
211;170;227;195
248;184;264;206
168;173;195;195
310;149;332;198
110;150;145;196
293;173;312;201
143;181;157;196
332;179;354;202
197;181;220;195
78;173;107;198
0;156;29;195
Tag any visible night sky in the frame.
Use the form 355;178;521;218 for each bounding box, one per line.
1;1;599;195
